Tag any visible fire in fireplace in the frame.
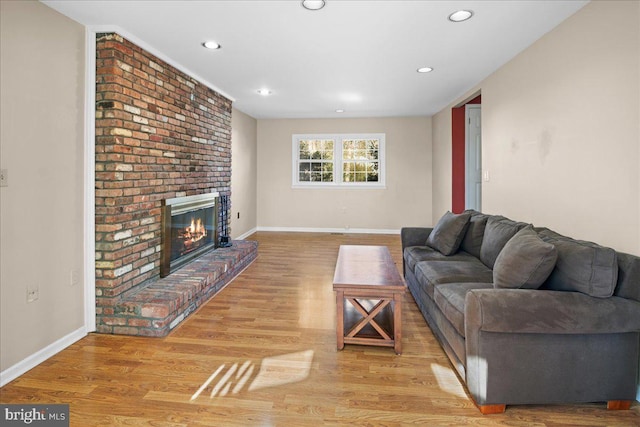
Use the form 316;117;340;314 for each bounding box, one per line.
161;192;219;277
172;213;209;259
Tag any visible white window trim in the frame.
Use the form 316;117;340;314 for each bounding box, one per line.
292;133;386;189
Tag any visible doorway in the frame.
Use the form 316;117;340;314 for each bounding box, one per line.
465;104;482;211
451;94;481;213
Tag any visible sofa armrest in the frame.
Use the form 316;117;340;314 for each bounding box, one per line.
464;289;640;406
465;289;640;336
400;227;432;251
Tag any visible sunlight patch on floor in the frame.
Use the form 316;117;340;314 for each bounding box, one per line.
430;363;466;398
191;350;314;401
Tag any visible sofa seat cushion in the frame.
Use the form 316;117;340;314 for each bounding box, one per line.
415;260;493;299
404;246;476;273
426;211;472;256
480;216;529;269
537;228;618;298
493;227;558;289
434;282;493;337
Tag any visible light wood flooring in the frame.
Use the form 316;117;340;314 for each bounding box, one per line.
1;232;639;426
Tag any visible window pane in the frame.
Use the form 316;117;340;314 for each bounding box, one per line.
343;149;353;160
299;162;311;181
343;161;352;182
301;139;334;160
367;163;379;182
299;141;310;159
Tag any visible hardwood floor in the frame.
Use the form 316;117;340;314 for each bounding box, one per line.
1;232;639;426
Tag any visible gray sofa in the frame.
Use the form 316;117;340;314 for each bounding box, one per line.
401;210;640;414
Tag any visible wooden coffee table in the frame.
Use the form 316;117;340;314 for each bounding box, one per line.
333;245;406;354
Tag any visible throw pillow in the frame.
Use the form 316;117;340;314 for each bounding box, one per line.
493;227;558;289
426;211;471;256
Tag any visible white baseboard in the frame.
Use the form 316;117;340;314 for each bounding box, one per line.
0;326;87;387
256;226;400;235
234;227;258;240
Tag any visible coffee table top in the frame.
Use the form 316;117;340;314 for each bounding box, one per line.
333;245;405;291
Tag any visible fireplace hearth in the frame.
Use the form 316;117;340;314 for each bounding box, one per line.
161;192;219;277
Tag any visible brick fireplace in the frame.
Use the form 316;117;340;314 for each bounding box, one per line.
94;33;255;336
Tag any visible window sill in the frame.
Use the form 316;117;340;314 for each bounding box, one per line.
292;183;387;190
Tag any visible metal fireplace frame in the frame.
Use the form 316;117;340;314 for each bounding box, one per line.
160;192;219;277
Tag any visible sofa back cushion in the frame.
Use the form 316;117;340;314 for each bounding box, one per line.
460;210;489;258
615;252;640;302
426;211;471;256
493;226;558;289
537;228;618;298
479;216;529;269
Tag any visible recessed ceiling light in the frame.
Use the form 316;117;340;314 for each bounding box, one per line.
448;10;473;22
302;0;325;11
335;109;345;113
202;40;221;49
257;88;272;96
417;67;434;73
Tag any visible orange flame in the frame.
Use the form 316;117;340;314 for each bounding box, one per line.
185;217;206;242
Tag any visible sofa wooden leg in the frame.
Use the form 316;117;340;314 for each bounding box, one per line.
607;400;631;410
477;404;506;414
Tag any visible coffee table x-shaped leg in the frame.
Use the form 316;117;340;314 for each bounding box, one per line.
345;297;392;341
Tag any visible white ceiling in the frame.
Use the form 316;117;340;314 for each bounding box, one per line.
42;0;588;119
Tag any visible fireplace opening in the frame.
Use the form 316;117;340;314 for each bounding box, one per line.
171;209;213;259
161;192;219;277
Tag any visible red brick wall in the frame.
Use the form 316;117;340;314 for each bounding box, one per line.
94;33;232;331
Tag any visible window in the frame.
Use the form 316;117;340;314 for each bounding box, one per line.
297;138;334;183
292;134;385;188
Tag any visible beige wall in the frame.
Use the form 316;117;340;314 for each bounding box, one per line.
431;108;452;222
432;0;640;256
0;1;85;372
231;108;258;238
257;117;432;231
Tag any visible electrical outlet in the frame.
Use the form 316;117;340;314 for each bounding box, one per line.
70;269;80;287
27;286;39;303
0;169;7;187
